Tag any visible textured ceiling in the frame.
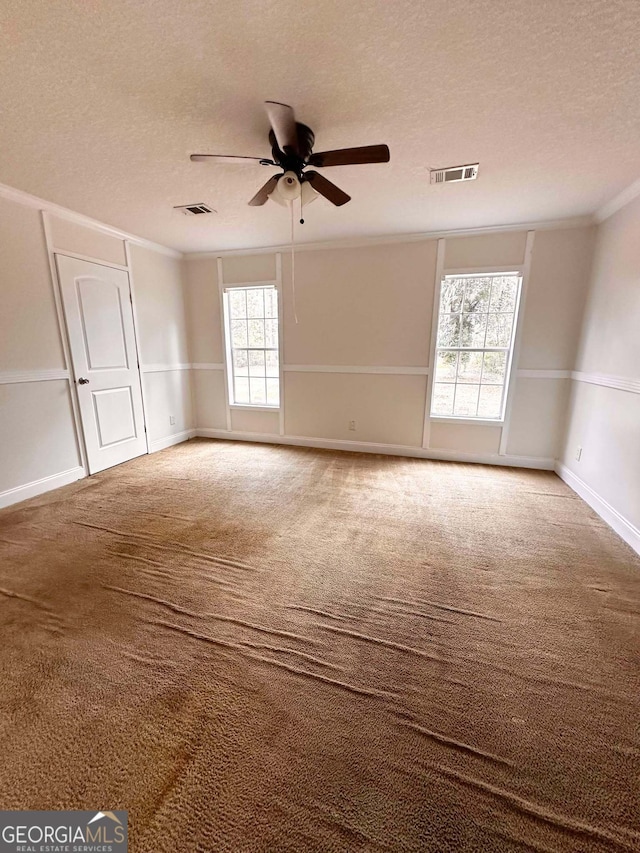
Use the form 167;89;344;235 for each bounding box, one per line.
1;0;639;252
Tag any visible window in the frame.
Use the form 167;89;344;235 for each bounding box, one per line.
223;285;280;407
430;272;522;420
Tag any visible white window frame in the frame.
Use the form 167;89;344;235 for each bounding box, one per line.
222;281;281;411
429;267;524;424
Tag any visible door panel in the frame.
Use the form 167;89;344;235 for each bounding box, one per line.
77;277;128;370
92;387;137;447
56;255;147;474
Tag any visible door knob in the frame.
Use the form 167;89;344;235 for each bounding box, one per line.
78;377;90;385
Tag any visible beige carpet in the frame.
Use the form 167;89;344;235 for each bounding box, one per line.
0;439;639;852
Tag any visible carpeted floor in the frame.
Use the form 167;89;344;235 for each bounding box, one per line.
0;439;639;852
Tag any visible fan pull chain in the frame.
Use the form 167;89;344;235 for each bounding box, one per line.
290;199;299;324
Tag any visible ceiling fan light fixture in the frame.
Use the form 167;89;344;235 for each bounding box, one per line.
275;170;301;201
269;185;287;206
300;180;318;208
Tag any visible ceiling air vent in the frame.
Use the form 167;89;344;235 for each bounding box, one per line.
430;163;479;185
173;203;216;216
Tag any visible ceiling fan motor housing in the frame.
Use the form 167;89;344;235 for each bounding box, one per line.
269;123;315;176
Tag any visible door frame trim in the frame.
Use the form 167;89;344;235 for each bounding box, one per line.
41;211;89;475
124;241;151;454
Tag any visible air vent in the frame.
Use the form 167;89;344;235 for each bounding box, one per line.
173;203;216;216
430;163;479;185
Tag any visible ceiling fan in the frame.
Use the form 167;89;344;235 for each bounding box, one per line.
190;101;390;208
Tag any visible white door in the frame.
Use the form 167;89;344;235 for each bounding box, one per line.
56;255;147;474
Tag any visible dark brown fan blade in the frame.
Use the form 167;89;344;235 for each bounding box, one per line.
248;175;280;206
308;145;390;168
191;154;275;165
264;101;298;155
303;171;351;206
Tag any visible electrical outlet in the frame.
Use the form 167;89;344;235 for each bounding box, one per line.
169;415;176;426
348;420;356;431
575;445;582;462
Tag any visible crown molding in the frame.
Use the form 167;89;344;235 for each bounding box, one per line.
185;216;594;260
595;176;640;223
0;181;182;259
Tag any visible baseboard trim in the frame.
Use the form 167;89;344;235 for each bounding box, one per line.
554;462;640;556
0;466;86;510
195;429;554;470
149;429;196;453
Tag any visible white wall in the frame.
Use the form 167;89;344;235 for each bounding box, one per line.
504;226;595;460
559;195;640;551
127;243;194;450
0;192;190;507
0;198;83;505
185;224;595;466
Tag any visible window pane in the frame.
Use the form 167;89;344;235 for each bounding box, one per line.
248;319;265;347
234;376;250;404
478;384;503;418
246;289;264;318
486;313;513;347
249;377;266;404
460;313;487;347
248;350;265;377
230;319;247;348
453;384;480;417
457;351;483;383
266;378;280;406
229;290;246;319
435;351;458;382
437;314;460;347
482;351;507;384
265;319;278;349
431;274;520;421
432;383;455;416
264;289;278;318
233;348;248;376
225;286;280;408
265;350;279;377
440;279;464;313
463;279;491;313
489;277;518;312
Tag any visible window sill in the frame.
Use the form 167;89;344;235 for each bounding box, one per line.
430;416;504;426
229;404;280;412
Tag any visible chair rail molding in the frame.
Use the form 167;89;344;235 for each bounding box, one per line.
0;369;70;385
571;371;640;395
